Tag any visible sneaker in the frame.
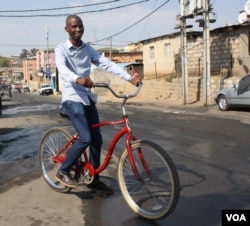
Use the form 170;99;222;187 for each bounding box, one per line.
87;180;113;195
56;170;78;188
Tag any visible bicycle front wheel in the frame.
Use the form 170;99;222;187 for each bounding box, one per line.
39;127;72;193
117;140;180;220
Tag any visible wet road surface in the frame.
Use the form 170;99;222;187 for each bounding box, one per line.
0;93;249;225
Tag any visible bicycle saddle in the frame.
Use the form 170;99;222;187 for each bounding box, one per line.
59;109;69;119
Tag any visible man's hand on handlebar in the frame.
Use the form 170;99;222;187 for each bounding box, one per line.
76;77;94;88
130;72;141;86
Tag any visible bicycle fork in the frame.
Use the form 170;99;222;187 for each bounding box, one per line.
126;135;152;182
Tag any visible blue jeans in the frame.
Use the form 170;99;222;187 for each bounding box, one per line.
60;99;102;181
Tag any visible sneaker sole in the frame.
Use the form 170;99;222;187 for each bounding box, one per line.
55;175;78;188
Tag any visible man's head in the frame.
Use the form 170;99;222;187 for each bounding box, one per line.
65;15;84;46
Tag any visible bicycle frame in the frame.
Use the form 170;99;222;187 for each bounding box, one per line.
53;82;151;181
92;115;138;175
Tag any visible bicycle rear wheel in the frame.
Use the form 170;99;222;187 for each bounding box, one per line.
39;127;72;193
117;140;180;220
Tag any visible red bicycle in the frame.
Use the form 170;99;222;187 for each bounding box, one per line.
39;82;180;220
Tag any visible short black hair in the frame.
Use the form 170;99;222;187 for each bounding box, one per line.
66;15;82;25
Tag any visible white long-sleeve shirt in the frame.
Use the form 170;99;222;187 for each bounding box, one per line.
55;39;132;105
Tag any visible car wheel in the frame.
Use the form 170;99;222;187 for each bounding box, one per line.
218;95;229;111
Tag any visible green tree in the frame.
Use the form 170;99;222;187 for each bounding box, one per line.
0;57;10;67
20;49;30;59
30;48;39;56
20;48;39;58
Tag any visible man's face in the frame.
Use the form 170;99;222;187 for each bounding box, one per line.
65;16;84;43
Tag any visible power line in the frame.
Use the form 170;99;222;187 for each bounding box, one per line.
0;43;126;48
138;0;159;40
89;0;170;44
0;0;149;17
0;0;169;52
0;44;45;47
0;0;119;12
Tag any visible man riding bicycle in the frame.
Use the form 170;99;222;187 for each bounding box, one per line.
55;15;140;194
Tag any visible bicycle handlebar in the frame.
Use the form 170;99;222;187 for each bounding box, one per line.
94;82;143;99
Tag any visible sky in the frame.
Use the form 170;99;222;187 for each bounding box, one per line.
0;0;248;57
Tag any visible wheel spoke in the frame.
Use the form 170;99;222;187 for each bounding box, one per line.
118;140;180;220
39;127;73;193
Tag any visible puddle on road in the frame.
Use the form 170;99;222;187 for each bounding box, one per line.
0;102;74;186
0;125;45;163
3;104;60;115
0;103;70;164
0;123;73;164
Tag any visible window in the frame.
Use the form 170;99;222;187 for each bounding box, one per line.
164;43;171;56
149;46;155;59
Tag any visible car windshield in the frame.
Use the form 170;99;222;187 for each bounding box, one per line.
237;74;250;95
42;85;50;88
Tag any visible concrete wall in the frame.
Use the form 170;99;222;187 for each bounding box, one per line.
94;71;240;105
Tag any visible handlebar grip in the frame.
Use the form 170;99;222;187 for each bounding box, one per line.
94;83;109;88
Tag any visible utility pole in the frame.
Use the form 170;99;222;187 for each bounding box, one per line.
109;36;112;60
203;0;211;106
177;0;212;105
46;26;49;84
179;0;189;105
180;17;189;105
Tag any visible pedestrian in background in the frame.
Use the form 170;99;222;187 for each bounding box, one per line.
8;85;12;98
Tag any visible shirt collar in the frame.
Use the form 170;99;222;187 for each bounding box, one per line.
66;39;85;50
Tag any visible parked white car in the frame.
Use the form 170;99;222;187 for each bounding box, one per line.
38;84;53;96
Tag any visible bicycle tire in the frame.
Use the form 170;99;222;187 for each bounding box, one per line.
117;140;180;220
39;127;73;193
